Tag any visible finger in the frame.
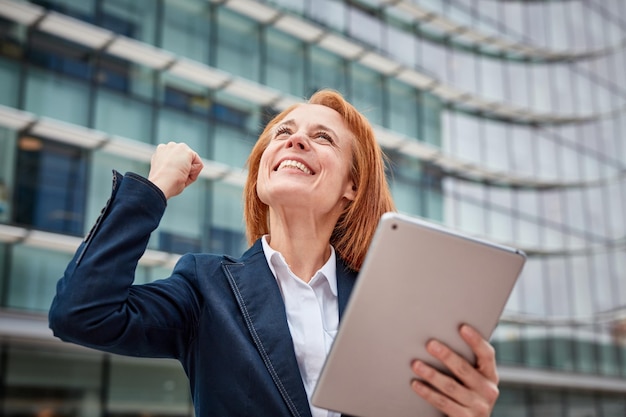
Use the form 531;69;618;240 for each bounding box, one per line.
426;339;500;406
460;325;499;383
410;379;465;417
411;360;473;407
187;152;204;184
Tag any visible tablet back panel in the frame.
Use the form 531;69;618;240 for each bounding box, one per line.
312;212;526;417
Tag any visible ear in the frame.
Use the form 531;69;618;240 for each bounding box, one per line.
343;180;356;202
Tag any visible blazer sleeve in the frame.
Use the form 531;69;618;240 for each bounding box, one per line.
49;171;202;359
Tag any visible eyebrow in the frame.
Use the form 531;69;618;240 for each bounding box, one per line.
276;119;339;138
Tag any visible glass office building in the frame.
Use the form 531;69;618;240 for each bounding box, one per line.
0;0;624;415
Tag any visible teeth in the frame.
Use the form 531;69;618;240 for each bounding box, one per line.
278;159;312;174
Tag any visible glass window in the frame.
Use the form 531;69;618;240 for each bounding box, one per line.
492;324;523;366
0;57;20;108
479;55;504;103
349;63;383;126
268;0;305;15
216;8;260;81
387;79;419;139
308;46;347;97
601;395;626;417
571;70;594;115
550;330;576;371
457;197;486;236
552;65;575;115
529;389;563;416
24;67;90;127
14;137;87;235
0;127;16;223
493;386;527;417
421;93;442;147
3;343;103;417
483;119;510;172
308;0;346;33
489;208;513;244
100;0;158;44
213;123;254;169
501;1;524;36
95;89;153;142
161;77;211;117
157;108;211;157
108;356;191;416
524;3;548;47
449;48;477;95
445;112;481;163
7;244;73;312
43;0;97;17
210;181;246;255
423;181;443;222
163;0;212;64
26;31;92;83
505;61;530;114
265;28;304;97
523;326;549;368
419;38;446;84
566;391;599;417
385;25;417;69
347;6;382;50
391;179;422;218
0;242;6;306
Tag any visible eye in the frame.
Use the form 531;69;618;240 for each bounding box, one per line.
315;131;334;144
274;125;292;138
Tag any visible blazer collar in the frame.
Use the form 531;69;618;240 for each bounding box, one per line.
222;239;357;417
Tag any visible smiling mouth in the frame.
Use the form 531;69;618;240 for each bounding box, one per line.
275;159;314;175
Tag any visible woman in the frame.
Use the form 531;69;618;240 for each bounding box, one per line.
49;90;499;417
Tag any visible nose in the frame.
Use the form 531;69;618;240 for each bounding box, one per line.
285;131;309;150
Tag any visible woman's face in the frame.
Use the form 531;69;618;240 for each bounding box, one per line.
257;104;356;216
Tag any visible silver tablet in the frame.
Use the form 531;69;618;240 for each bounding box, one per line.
312;212;526;417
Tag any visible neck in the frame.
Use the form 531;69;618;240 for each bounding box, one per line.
267;208;337;282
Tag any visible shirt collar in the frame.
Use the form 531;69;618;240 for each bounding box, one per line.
261;235;338;296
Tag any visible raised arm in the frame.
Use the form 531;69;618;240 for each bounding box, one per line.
49;143;205;358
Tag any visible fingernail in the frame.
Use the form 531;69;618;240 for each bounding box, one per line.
461;325;475;338
412;380;427;394
428;340;442;353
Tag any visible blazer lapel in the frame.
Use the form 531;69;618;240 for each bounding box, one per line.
222;241;312;417
336;258;358;319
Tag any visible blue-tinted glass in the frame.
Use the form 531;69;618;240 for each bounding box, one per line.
308;46;347;95
349;62;383;126
26;32;92;81
95;89;153;141
163;0;211;64
97;54;131;93
100;0;157;43
7;245;74;311
159;231;201;254
14;138;87;236
24;68;90;126
208;226;246;256
216;9;260;81
493;387;527;417
265;28;304;97
3;343;102;416
0;128;16;223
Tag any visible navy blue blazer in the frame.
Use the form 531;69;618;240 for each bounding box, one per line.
49;171;358;417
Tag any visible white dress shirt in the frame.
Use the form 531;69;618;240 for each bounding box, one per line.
262;236;340;417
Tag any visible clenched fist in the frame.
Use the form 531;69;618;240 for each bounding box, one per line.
148;142;204;199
